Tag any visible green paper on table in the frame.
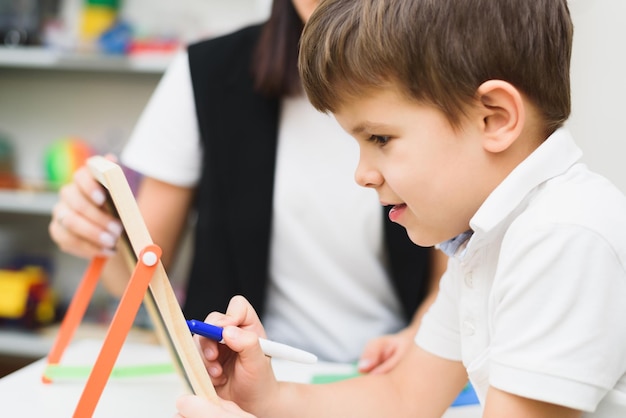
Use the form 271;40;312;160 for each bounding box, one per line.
310;370;362;384
43;363;176;381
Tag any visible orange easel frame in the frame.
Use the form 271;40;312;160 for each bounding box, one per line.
44;156;217;417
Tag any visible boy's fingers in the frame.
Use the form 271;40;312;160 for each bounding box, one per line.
203;297;263;333
175;394;211;416
222;326;265;362
176;395;255;418
226;296;265;336
222;400;256;417
225;296;253;322
205;311;229;326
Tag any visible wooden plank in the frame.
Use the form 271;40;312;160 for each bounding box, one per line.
87;156;217;401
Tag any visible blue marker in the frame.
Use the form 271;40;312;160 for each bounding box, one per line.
187;319;318;364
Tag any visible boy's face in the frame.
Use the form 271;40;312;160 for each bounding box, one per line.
292;0;319;23
334;88;496;247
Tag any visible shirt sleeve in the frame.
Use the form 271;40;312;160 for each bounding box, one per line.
121;50;202;187
489;224;626;412
415;263;463;361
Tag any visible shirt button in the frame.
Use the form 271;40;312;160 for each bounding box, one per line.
463;320;475;336
464;272;473;288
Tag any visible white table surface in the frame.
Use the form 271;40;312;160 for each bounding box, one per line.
0;339;482;417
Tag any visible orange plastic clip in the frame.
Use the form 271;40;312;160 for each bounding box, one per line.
43;245;162;418
73;244;161;417
43;256;107;384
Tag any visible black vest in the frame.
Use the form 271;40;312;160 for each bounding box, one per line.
184;24;432;324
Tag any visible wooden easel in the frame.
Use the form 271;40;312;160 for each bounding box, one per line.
43;156;217;417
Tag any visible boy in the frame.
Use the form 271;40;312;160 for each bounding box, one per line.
175;0;626;417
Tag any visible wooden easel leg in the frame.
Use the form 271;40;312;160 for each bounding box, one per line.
72;245;162;418
43;256;107;384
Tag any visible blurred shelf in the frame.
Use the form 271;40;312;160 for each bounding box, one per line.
0;323;159;359
0;46;173;74
0;190;58;215
0;329;54;358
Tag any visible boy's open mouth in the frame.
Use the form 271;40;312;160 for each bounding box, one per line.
388;203;407;222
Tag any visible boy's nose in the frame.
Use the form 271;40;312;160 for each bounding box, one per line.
354;160;383;189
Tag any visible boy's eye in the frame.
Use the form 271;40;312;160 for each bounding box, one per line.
368;135;391;145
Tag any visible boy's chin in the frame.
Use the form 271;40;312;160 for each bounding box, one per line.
405;229;435;248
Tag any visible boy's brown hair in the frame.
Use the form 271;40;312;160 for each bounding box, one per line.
299;0;573;132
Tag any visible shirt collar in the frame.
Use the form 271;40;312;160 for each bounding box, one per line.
469;128;582;236
437;128;582;257
438;230;473;257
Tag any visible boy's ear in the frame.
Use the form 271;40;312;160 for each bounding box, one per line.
475;80;525;153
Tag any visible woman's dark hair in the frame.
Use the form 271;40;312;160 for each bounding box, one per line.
252;0;304;98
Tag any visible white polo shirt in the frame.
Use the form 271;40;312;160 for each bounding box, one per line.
416;128;626;416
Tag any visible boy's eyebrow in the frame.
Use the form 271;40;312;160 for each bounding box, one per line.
350;122;393;135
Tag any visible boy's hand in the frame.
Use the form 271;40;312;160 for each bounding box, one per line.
175;395;256;418
197;296;280;416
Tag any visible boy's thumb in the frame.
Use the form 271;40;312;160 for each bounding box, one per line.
222;326;265;360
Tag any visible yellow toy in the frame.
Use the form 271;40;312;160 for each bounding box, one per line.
0;266;56;326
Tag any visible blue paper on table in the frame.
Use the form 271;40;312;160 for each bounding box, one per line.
451;382;479;407
311;370;479;407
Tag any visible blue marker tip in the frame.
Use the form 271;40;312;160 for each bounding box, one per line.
187;319;224;342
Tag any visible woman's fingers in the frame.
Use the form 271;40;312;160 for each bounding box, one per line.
49;165;123;259
49;209;115;258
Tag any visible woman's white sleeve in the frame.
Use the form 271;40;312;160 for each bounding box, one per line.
121;50;202;187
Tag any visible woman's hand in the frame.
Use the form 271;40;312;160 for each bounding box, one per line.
49;159;123;259
358;248;447;374
357;327;417;375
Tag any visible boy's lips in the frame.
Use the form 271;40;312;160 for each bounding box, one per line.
388;203;407;222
